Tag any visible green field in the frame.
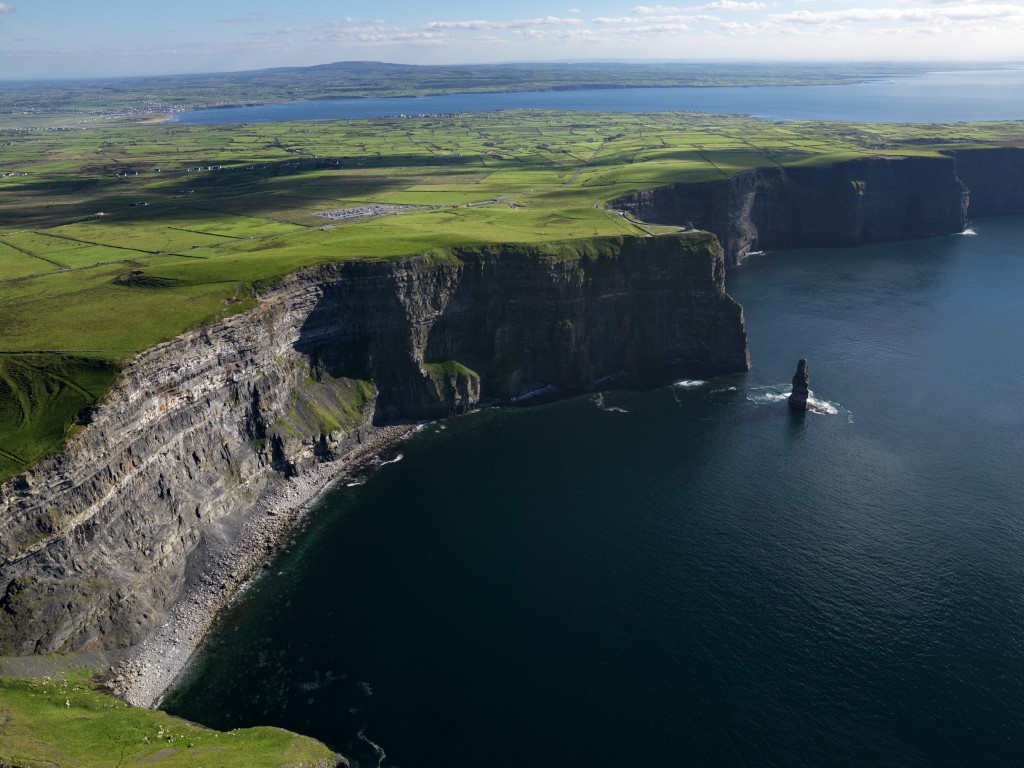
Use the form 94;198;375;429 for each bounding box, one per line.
2;109;1024;480
0;671;337;767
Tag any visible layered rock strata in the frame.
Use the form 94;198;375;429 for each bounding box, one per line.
0;233;749;661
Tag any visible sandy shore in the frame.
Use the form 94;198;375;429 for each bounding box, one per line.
111;424;417;708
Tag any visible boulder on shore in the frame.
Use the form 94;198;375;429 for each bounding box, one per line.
789;358;810;411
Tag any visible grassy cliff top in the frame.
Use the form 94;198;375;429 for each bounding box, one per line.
2;109;1024;479
0;671;339;767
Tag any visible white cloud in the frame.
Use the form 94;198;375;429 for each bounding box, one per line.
710;1;1024;39
771;3;1024;25
595;13;702;23
631;4;680;13
625;21;691;33
425;16;583;30
0;3;15;13
719;21;757;34
312;21;448;45
699;1;765;10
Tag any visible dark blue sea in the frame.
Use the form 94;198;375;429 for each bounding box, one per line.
172;68;1024;124
165;215;1024;767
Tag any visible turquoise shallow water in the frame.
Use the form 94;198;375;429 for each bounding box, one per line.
165;216;1024;766
173;68;1024;123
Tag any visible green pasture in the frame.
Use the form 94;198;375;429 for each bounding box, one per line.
0;672;338;767
0;355;119;479
2;109;1024;480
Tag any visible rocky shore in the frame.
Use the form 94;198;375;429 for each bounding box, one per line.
111;424;415;707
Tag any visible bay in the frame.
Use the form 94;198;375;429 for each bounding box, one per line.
172;68;1024;124
165;215;1024;767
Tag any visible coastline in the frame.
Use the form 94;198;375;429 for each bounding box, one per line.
111;423;417;708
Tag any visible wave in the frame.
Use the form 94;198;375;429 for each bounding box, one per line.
806;396;839;416
356;727;387;768
591;392;630;413
672;379;707;389
745;385;849;419
746;386;789;404
959;227;978;236
511;384;557;402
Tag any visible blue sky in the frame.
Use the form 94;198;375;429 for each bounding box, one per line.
2;0;1023;79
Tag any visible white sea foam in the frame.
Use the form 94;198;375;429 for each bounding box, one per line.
746;384;850;419
806;396;839;416
379;453;404;466
746;389;789;404
357;726;387;768
591;392;630;413
511;384;557;402
959;227;978;236
672;379;707;389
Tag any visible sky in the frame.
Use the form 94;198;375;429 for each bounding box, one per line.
2;0;1023;79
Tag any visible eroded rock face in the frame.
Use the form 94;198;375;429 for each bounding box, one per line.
615;155;971;267
789;359;810;412
953;147;1024;218
296;234;751;421
0;233;749;656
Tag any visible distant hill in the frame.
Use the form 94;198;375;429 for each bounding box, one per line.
0;60;978;116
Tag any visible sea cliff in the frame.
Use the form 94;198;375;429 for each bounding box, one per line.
0;234;748;678
615;154;976;267
6;144;1024;701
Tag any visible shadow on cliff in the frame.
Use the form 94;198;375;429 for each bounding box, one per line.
294;240;750;427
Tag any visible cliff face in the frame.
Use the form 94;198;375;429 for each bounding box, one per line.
953;147;1024;217
297;235;749;421
616;155;970;267
0;233;748;656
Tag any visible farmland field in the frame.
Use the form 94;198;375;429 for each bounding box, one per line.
2;109;1024;479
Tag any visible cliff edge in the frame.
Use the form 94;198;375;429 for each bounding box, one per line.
615;154;971;267
0;233;748;666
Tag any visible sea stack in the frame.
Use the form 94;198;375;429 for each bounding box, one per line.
789;358;810;411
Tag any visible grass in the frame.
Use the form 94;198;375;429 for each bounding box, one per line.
0;355;119;480
1;109;1024;480
0;671;338;767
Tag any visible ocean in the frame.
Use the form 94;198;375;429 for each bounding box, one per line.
165;215;1024;767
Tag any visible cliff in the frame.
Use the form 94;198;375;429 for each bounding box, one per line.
952;147;1024;217
615;155;971;267
0;233;748;657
